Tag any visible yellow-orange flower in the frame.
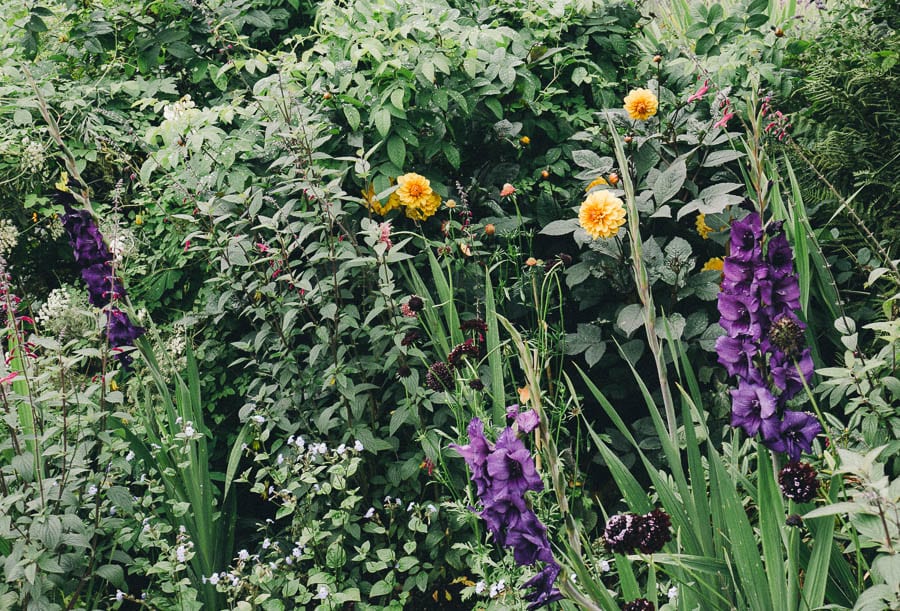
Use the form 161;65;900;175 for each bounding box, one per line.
623;88;659;121
585;176;608;192
702;257;724;272
695;213;713;239
578;190;626;239
392;173;441;221
362;183;398;216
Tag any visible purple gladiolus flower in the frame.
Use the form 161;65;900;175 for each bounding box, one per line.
105;308;145;366
717;292;762;338
515;409;540;434
717;211;821;460
730;381;777;437
523;563;563;610
728;212;763;262
762;411;822;461
452;418;560;609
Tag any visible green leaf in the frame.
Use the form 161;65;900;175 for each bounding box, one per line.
387;136;406;169
373;109;391;139
343;105;361;131
484;97;502;120
652;158;686;205
13;109;32;126
539;218;579;236
369;580;393;597
703;150;745;167
96;564;125;588
616;304;644;338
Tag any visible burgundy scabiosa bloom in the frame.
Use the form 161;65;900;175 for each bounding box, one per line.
604;513;641;553
425;361;453;391
448;338;479;368
716;211;821;460
460;318;488;335
635;508;672;554
623;599;655;611
778;461;819;503
400;329;420;347
406;295;424;312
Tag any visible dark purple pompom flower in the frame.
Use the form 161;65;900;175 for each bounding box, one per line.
730;381;777;437
425;361;453;391
623;599;655;611
635;508;672;554
778;461;819;503
762;411;822;461
604;513;641;554
448;338;479;368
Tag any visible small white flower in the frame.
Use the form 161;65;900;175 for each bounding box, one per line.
475;581;486;595
316;584;329;600
262;538;271;549
208;573;220;585
313;483;320;492
276;454;284;465
668;586;678;602
176;545;187;563
354;439;364;451
231;574;240;587
426;504;437;515
287;435;295;446
125;451;135;462
251;414;265;425
115;590;124;602
238;549;250;561
489;584;498;598
285;556;293;565
406;502;415;512
364;507;375;519
394;497;401;506
88;485;98;496
292;546;303;558
336;443;347;456
183;422;195;437
599;559;611;573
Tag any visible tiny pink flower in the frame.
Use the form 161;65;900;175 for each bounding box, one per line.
400;303;417;318
713;111;735;129
687;80;709;103
500;183;516;197
256;242;270;253
378;221;393;251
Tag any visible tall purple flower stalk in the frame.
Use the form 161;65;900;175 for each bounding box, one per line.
451;415;563;609
716;212;821;460
56;187;144;366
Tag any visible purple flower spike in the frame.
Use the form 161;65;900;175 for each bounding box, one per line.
506;404;520;421
450;418;492;497
105;308;145;367
770;349;814;400
716;335;758;380
730;381;777;437
766;231;795;278
762;411;822;461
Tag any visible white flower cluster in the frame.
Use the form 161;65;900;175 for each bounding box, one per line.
19;137;45;173
0;220;18;254
163;95;197;121
37;286;71;325
37;285;95;340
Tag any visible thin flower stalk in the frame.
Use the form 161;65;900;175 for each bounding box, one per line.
605;114;678;442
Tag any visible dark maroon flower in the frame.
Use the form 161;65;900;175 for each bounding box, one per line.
604;513;641;553
400;329;421;346
762;411;822;461
468;379;484;391
778;461;819;503
635;508;672;554
460;318;488;335
448;338;479;368
406;295;424;312
397;365;412;378
425;361;453;391
768;313;806;357
623;599;655;611
785;514;803;527
730;381;777;437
